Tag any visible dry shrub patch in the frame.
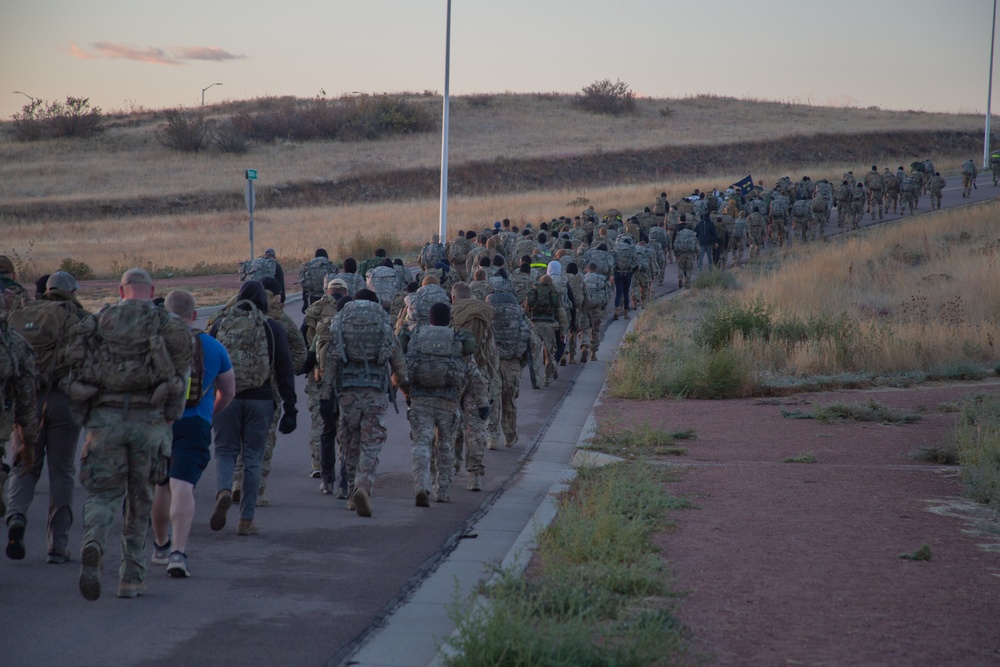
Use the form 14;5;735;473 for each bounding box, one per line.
954;394;1000;507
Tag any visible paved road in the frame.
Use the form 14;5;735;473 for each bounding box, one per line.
1;169;996;667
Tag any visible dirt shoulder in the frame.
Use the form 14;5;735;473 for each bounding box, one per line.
599;381;1000;666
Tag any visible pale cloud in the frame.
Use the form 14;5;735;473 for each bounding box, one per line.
172;46;245;62
67;42;244;65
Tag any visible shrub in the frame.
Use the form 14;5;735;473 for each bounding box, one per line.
955;394;1000;507
11;97;103;141
157;110;213;152
213;120;249;154
574;79;636;115
58;257;94;281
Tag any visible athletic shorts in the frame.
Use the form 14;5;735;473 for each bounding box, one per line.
168;416;213;486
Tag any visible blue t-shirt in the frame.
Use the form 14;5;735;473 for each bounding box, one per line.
184;333;233;424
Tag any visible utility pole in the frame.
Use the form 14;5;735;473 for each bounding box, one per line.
438;0;452;242
985;0;997;168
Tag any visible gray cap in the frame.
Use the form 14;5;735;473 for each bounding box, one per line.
264;248;276;258
120;267;153;286
46;271;78;293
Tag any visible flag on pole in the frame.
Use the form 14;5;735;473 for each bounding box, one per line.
733;174;754;197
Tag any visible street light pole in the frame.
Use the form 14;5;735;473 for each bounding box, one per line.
201;82;223;107
985;0;997;168
13;91;35;103
438;0;452;243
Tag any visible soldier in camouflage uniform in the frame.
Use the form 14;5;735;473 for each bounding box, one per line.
882;168;900;214
961;159;977;198
580;263;611;360
65;268;192;600
487;283;534;447
450;283;499;486
928;172;946;210
0;255;29;318
672;219;699;287
0;317;38;530
403;303;474;505
849;183;867;230
467;269;491;301
525;275;568;387
863;166;884;221
746;209;766;260
835;180;852;228
304;277;349;496
322;290;408;517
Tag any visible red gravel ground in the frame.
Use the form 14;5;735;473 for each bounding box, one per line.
599;381;1000;667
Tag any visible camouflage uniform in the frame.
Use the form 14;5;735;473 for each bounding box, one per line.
487;290;532;446
323;300;408;511
849;185;866;230
580;271;611;356
900;176;917;216
0;321;39;518
67;296;192;598
863;170;885;220
835;183;852;227
631;243;658;308
526;283;568;387
468;279;490;301
882;170;900;214
451;298;500;470
404;326;468;502
961;161;977;198
746;213;765;260
565;271;585;363
928;173;946;210
303;294;340;476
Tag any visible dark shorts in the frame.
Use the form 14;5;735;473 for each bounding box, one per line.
168;417;212;486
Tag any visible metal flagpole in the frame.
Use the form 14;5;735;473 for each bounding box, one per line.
439;0;452;242
985;0;997;168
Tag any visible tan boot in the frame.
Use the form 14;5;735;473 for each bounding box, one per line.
580;345;589;364
590;348;597;361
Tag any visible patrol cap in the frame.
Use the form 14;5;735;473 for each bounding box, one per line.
0;255;14;274
264;248;276;257
326;278;349;290
46;271;78;293
120;267;153;286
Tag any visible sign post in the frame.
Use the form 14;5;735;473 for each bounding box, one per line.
245;169;257;259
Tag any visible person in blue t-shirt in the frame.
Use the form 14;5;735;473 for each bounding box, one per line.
150;290;235;578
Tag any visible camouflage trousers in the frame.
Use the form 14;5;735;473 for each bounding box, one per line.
747;234;763;260
929;189;943;210
900;192;916;216
676;251;695;285
793;215;812;244
338;388;388;495
836;202;850;227
408;398;460;498
306;377;322;470
962;174;975;196
79;406;171;586
581;304;605;351
533;321;561;386
730;235;745;266
498;358;523;447
528;323;545;389
772;218;788;246
867;191;884;219
632;271;653;307
885;191;899;213
455;399;487;475
487;375;502;446
849;202;865;230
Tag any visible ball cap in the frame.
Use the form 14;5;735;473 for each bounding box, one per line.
46;271;78;292
119;267;153;286
326;278;349;290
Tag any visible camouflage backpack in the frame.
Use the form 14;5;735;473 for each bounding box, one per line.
527;283;560;319
791;199;812;218
0;321;21;390
332;300;395;391
213;300;271;393
487;292;528;361
811;196;828;214
582;272;610;308
585;248;613;276
769;196;789;219
367;266;400;309
447;237;471;267
815;182;834;202
883;174;898;191
611;238;637;273
652;196;667;216
185;330;208;410
406;325;466;391
962;160;976;176
674;228;698;253
692;198;708;220
239;257;277;282
732;217;748;238
901;176;915;193
66;301;179;396
419;242;446;270
634;246;653;273
648;226;669;250
7;299;80;390
402;283;451;332
991;152;1000;165
298;257;335;296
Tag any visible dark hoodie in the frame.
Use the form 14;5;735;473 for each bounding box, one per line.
212;280;296;414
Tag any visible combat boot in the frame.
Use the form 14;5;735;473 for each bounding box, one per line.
6;514;26;560
79;541;102;601
580;345;589;364
353;488;372;517
568;351;576;365
466;474;482;492
210;489;232;531
117;579;147;599
590;348;598;361
236;520;258;536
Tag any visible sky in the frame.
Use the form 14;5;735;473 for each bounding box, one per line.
1;1;997;119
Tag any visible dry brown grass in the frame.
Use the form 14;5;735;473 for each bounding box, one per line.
0;93;986;204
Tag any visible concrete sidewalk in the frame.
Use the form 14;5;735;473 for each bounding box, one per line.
342;311;638;667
